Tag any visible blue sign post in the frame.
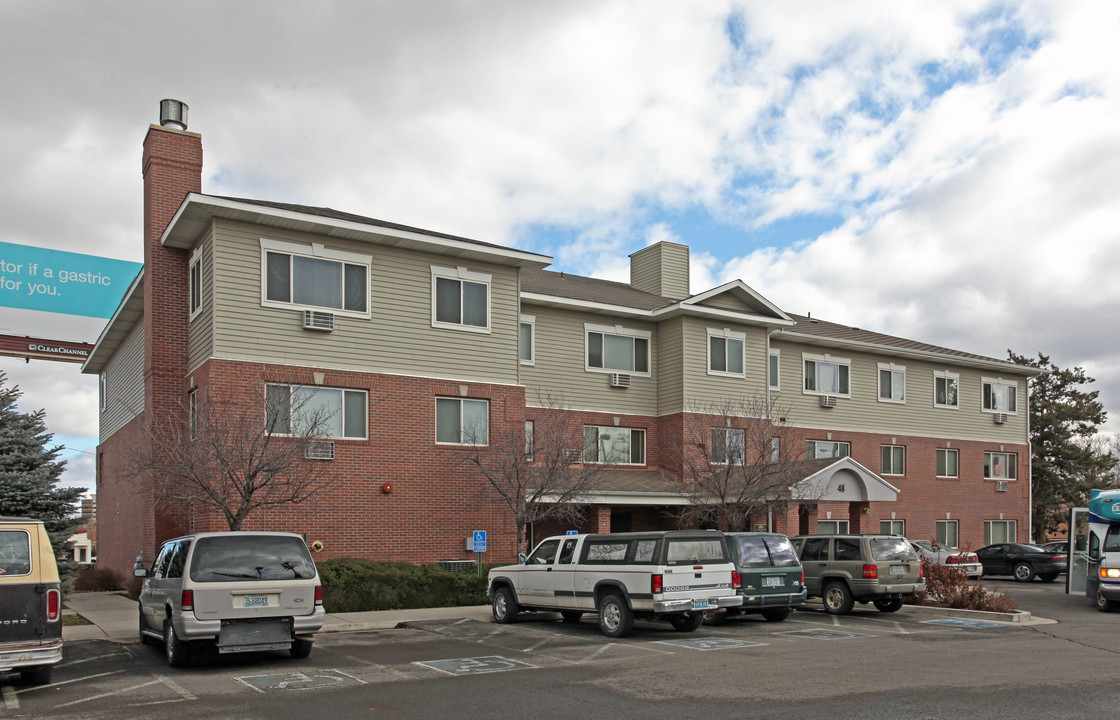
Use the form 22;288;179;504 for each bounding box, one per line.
470;531;487;578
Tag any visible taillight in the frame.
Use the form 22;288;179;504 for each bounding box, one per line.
800;571;805;586
862;564;878;579
920;563;925;578
946;556;960;564
732;571;742;590
315;585;324;606
181;589;194;611
46;588;61;622
651;574;663;595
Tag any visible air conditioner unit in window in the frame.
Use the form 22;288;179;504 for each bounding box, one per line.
993;412;1007;424
303;310;335;331
562;448;583;463
305;441;335;460
609;373;632;388
820;395;838;408
996;481;1009;492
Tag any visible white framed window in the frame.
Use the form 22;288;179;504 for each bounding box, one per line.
707;328;745;377
188;388;198;440
585;324;650;375
877;363;906;403
265;384;368;440
880;520;905;536
583;426;645;465
519;315;535;365
803;353;850;397
881;445;905;475
981;377;1018;414
435;397;489;445
807;440;850;459
984;451;1017;480
937;520;959;548
431;265;491;333
817;520;849;534
261;238;370;316
937;448;959;478
770;437;780;463
524;420;534;460
189;247;202;320
711;428;745;465
99;376;107;412
934;371;959;408
984;520;1017;545
769;350;780;389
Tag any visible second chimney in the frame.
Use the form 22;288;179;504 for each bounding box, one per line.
629;241;690;300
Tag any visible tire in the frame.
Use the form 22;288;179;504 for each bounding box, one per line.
560;611;583;623
164;619;190;668
20;665;52;685
873;597;904;613
139;608;156;646
702;609;730;626
669;612;704;632
1013;562;1036;582
1096;586;1117;612
491;586;519;624
290;638;313;659
822;581;855;615
1039;573;1058;583
597;593;634;638
761;607;791;622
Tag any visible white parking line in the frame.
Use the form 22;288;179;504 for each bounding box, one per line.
2;685;19;710
63;652;129;666
54;679;161;709
12;670;124;695
156;674;196;701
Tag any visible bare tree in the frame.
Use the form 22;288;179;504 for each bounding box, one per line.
129;382;336;531
676;393;804;532
455;391;601;555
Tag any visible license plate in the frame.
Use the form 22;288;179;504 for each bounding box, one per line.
691;599;710;611
763;576;783;587
890;565;906;576
241;594;271;608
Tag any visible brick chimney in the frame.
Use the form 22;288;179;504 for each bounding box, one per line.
629;241;690;300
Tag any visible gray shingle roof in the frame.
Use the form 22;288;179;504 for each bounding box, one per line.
521;270;674;310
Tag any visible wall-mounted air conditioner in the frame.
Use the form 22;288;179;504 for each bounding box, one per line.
820;396;838;408
609;373;631;388
303;310;335;331
305;441;335;460
562;449;583;463
993;413;1007;424
996;481;1008;492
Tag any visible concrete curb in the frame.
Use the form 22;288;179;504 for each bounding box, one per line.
901;603;1043;624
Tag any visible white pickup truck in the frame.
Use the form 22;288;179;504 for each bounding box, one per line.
487;530;743;637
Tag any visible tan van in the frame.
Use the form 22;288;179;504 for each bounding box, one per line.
0;517;62;684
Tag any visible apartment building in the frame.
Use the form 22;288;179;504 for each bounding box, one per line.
84;104;1035;577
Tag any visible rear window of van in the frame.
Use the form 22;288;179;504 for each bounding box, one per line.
735;535;800;568
666;538;727;565
189;535;316;582
0;530;31;577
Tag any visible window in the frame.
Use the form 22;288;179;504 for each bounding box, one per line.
524;420;534;460
99;376;107;412
881;445;905;475
936;520;958;548
982;378;1018;413
711;428;745;465
265;384;368;439
189;248;202;319
934;371;959;408
769;351;780;389
880;520;905;536
936;448;959;478
984;451;1017;480
834;537;862;560
984;520;1017;545
584;426;645;465
188;388;198;440
519;315;535;364
586;324;650;375
817;520;849;534
803;353;850;396
435;398;489;445
770;437;780;463
432;266;490;332
0;530;31;576
707;328;745;376
262;239;369;315
807;440;850;459
877;363;906;403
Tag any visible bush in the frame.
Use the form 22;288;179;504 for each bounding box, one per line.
316;558;492;613
73;566;125;592
910;561;1018;613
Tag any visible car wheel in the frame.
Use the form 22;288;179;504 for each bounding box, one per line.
560;611;583;623
138;608;156;646
873;597;905;613
669;612;704;632
1096;586;1117;612
1039;573;1058;583
163;619;190;668
761;607;791;622
598;593;634;638
1013;562;1036;582
822;581;855;615
290;638;313;659
491;586;519;624
19;665;52;685
702;609;730;626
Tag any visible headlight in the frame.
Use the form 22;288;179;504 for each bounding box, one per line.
1101;568;1120;579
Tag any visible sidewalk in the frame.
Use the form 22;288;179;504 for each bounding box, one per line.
63;591;493;644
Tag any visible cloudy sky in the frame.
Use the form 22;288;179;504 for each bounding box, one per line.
2;0;1118;496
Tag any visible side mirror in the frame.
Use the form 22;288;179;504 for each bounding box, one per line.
517;553;527;564
134;568;148;578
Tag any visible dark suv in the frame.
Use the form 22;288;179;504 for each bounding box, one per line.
792;534;925;615
706;532;805;624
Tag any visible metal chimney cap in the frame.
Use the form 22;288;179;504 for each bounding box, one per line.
159;99;188;130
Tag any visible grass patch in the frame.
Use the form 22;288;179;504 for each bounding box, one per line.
62;613;92;627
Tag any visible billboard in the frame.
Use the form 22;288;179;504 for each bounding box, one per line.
0;241;142;319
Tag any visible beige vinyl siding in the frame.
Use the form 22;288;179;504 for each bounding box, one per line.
656;316;685;414
629;242;689;299
187;227;214;373
519;304;658;415
209;220;520;384
100;322;145;442
681;318;769;409
770;338;1030;444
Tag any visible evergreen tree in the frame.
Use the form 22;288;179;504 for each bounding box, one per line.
0;371;82;551
1009;352;1117;541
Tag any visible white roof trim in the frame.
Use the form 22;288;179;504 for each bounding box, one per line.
684;280;793;322
81;270;144;375
791;457;900;502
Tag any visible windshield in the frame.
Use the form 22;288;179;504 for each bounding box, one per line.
1103;529;1120;553
869;537;918;562
189;535;317;582
735;535;800;568
666;538;727;565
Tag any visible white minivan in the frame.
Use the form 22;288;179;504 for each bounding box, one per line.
136;531;324;666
